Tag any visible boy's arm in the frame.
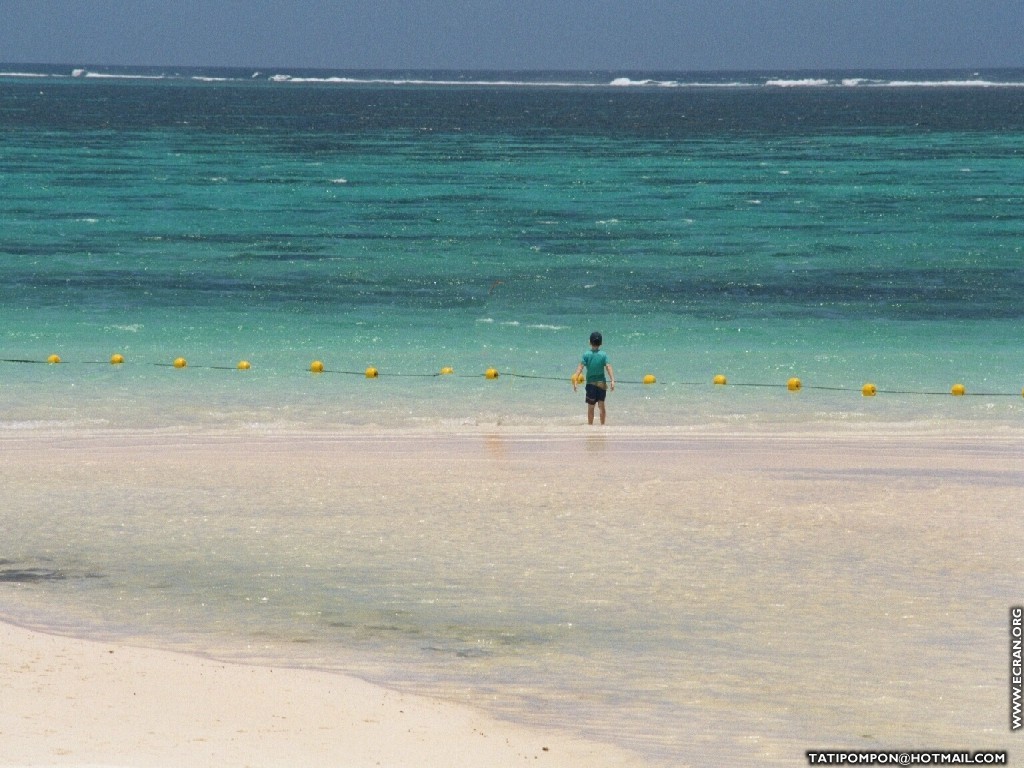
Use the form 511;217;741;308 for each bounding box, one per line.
606;363;615;390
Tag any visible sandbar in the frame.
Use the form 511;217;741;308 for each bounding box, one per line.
2;424;1022;766
0;618;643;767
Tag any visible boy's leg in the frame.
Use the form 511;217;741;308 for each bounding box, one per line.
587;402;596;424
598;400;607;425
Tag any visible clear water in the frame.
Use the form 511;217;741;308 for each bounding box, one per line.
1;67;1023;766
2;68;1024;429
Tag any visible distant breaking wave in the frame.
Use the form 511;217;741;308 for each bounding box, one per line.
3;66;1024;89
268;74;589;87
609;77;751;88
764;78;831;87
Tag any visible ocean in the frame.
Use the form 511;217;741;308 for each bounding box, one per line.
1;66;1023;765
2;66;1024;430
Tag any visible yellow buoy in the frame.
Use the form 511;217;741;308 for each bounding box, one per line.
440;366;454;375
485;367;499;379
47;354;61;364
237;360;251;370
642;374;657;385
713;374;727;386
173;357;187;369
110;353;125;365
571;372;585;385
310;360;324;373
862;383;877;397
951;383;966;396
365;366;379;379
787;377;802;391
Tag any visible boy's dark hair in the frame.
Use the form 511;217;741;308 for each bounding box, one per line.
589;331;602;346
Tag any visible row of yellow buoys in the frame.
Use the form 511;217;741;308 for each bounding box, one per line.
765;376;969;397
36;354;988;395
171;356;251;370
48;353;129;366
309;361;497;378
570;372;658;385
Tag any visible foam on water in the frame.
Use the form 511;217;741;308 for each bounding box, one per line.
5;65;1024;89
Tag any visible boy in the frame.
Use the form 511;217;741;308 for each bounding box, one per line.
572;331;615;425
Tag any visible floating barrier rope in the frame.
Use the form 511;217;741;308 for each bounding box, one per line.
3;354;1022;398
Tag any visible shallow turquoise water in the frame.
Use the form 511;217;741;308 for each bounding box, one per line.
2;75;1024;429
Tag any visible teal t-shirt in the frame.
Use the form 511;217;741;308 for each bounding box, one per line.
582;349;608;384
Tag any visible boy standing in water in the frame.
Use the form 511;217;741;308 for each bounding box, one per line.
572;331;615;425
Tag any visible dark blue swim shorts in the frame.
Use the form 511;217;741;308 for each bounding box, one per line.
585;383;607;404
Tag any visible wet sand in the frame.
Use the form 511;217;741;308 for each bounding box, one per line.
0;619;645;768
1;425;1021;766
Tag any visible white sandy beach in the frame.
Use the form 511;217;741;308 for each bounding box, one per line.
1;425;1022;766
0;618;643;768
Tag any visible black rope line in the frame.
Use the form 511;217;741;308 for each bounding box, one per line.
3;357;1021;397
